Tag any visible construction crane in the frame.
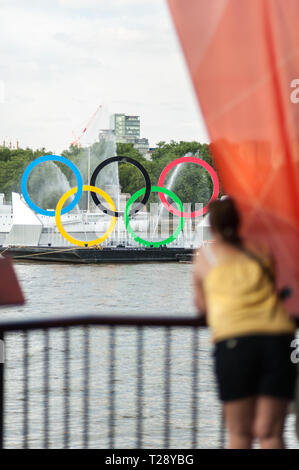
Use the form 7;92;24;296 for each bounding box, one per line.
71;104;102;147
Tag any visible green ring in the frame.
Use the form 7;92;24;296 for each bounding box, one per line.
124;186;184;247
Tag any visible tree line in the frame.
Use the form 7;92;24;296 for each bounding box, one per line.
0;140;221;210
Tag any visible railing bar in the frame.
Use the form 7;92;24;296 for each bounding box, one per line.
63;328;70;449
191;328;199;448
0;315;207;333
0;331;4;450
136;327;144;448
83;326;89;448
108;326;116;449
43;329;49;449
23;331;29;449
219;406;226;449
164;327;171;448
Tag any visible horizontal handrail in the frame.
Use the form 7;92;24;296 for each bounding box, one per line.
0;313;207;332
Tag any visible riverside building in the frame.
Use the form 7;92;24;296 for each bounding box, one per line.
110;113;149;156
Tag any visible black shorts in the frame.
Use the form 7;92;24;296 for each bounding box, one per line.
214;334;297;402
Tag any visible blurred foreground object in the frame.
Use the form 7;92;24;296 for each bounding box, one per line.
168;0;299;314
0;257;25;306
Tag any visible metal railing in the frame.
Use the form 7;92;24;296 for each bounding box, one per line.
0;315;225;449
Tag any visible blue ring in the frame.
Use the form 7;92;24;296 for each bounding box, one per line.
21;155;83;217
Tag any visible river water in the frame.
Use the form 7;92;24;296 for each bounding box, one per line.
0;262;298;448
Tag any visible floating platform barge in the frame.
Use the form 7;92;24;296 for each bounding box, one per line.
0;246;194;264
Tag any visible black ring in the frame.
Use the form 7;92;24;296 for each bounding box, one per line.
90;156;151;217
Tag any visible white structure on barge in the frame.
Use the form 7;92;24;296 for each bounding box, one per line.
0;193;212;248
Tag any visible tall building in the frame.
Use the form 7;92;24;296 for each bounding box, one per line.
110;113;149;155
112;114;140;140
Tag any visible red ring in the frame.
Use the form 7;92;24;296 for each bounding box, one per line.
157;156;220;218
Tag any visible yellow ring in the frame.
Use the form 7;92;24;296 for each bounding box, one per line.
55;185;117;247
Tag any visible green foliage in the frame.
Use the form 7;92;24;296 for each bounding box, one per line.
117;140;220;207
0;141;221;210
0;147;52;202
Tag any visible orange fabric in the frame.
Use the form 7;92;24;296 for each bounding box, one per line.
168;0;299;314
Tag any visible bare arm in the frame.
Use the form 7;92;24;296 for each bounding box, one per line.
194;280;206;314
193;250;207;315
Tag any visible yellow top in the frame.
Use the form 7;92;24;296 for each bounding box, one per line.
203;252;296;343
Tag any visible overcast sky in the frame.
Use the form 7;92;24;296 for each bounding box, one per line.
0;0;209;152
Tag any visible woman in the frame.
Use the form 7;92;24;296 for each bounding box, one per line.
193;197;296;449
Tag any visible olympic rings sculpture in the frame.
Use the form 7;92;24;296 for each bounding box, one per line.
21;154;219;247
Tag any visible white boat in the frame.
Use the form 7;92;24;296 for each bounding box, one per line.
0;191;212;249
0;192;150;248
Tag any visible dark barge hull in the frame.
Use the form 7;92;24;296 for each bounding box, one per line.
0;246;194;264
